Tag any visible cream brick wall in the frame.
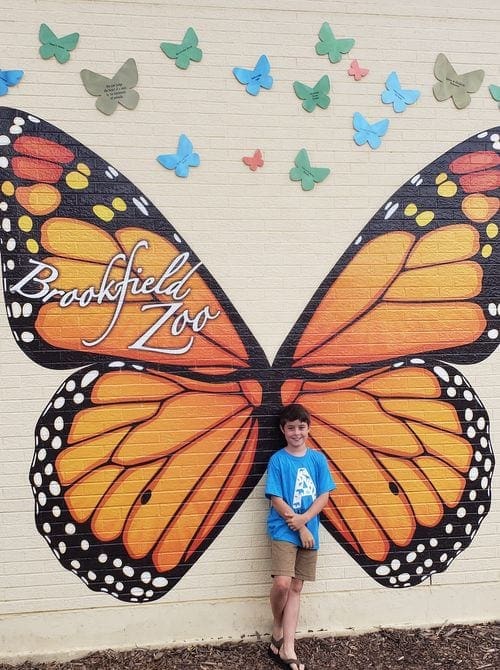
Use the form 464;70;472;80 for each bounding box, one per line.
0;0;499;661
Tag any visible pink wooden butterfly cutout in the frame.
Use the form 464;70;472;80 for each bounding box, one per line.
348;59;369;81
242;148;264;171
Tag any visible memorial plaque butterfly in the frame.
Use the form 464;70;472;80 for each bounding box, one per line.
0;107;498;603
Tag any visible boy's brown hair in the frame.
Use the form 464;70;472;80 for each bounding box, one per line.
279;403;311;427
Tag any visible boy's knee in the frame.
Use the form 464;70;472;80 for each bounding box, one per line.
290;577;303;594
273;575;292;593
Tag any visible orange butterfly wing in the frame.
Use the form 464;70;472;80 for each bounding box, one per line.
281;362;493;586
275;127;498;584
31;364;265;601
0;107;273;602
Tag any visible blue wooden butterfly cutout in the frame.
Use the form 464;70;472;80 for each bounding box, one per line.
232;55;273;96
157;134;200;178
353;112;389;150
381;71;420;113
0;70;24;96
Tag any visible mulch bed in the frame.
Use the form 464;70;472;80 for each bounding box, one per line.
1;622;498;669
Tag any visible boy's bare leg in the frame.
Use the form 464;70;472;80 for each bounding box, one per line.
270;576;305;669
280;577;304;669
269;575;290;652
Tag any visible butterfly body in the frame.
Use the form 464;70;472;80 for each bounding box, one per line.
381;71;420;113
80;59;139;115
38;24;80;64
242;149;264;171
0;69;24;96
232;55;273;95
293;75;331;112
0;107;498;603
157;134;200;177
160;27;202;69
315;22;355;63
348;59;369;80
353;112;390;149
433;53;485;109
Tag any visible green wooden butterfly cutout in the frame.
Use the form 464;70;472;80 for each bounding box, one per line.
161;27;202;70
489;84;500;108
289;149;330;191
38;23;79;64
80;58;139;115
433;53;484;109
293;75;331;112
315;22;355;64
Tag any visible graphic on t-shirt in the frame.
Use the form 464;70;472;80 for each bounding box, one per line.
292;467;317;509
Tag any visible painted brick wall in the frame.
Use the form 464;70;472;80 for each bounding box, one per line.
0;0;499;661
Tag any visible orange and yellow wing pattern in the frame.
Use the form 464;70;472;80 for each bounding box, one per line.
0;109;263;375
282;361;493;587
275;131;499;374
30;363;267;602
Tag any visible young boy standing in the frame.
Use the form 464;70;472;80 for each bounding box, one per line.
265;403;335;670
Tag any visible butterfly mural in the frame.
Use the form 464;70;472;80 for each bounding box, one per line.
242;149;264;171
232;55;273;96
381;71;420;113
0;107;498;604
160;27;202;70
0;69;24;96
348;59;369;81
80;58;139;115
293;75;331;113
38;23;80;64
157;134;200;178
289;149;330;191
433;54;485;110
315;22;355;64
353;112;390;150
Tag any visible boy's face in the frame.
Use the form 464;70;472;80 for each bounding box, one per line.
281;419;310;452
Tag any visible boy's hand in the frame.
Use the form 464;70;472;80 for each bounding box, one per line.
285;512;307;531
299;526;314;549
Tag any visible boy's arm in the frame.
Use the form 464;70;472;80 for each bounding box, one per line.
285;492;330;531
269;495;295;519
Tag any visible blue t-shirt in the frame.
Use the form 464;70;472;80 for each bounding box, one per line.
265;448;335;550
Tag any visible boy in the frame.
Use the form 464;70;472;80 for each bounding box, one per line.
265;403;335;670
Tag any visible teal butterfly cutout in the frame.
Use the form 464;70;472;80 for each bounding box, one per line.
489;84;500;108
293;75;330;112
160;27;202;70
157;134;200;178
315;22;355;64
289;149;330;191
353;112;389;150
381;71;420;113
38;23;79;64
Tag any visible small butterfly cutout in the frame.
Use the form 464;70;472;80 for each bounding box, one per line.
489;84;500;108
242;149;264;171
353;112;389;150
293;75;330;112
80;58;139;115
157;134;200;178
160;27;202;70
0;69;24;96
381;71;420;113
348;59;369;81
38;23;80;64
315;22;355;64
289;149;330;191
232;55;273;96
433;53;484;109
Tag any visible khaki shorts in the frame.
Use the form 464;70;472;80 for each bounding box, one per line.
271;540;317;581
